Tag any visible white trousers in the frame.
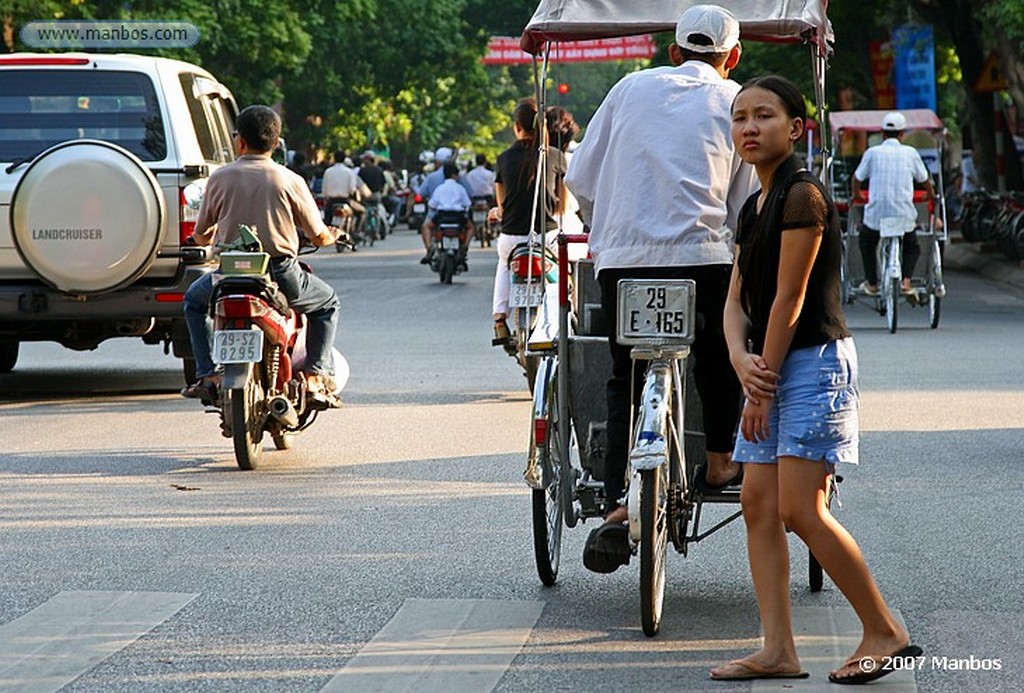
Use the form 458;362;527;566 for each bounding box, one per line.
492;230;560;317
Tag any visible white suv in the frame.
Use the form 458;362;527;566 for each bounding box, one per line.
0;53;237;381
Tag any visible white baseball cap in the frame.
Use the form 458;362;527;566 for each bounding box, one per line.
676;4;740;54
882;111;907;131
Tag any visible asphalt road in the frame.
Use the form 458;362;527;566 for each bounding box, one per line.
1;229;1022;692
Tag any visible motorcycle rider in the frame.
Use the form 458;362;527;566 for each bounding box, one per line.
322;149;370;232
417;147;474;262
181;104;342;407
464;153;497;207
422;162;473;270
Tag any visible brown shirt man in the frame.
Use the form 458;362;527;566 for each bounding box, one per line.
193;154;332;257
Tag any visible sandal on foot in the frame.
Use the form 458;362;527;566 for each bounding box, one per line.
582;521;631;573
829;644;923;685
181;378;219;401
710;659;809;681
694;463;743;493
492;319;511;347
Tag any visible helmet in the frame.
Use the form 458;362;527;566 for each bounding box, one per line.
434;146;454;163
881;112;907;132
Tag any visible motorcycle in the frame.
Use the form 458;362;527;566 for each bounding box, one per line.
503;237;561;389
407;192;427;231
429;210;468;284
471;195;496;247
209;225;348;470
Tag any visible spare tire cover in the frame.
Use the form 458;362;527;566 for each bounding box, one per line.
11;140;165;294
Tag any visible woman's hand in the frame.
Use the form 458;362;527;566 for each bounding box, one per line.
731;352;779;405
741;397;772;443
487;206;502;224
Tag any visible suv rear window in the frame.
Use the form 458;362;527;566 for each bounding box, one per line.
0;69;167;162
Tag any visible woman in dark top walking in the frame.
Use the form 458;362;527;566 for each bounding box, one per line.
711;75;919;684
489;97;567;345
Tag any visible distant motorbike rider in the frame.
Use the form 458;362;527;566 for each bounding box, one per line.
464;152;497;208
422;162;473;270
322;149;370;230
418;147;474;261
181;105;341;406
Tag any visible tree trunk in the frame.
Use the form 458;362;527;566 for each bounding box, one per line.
913;0;1001;189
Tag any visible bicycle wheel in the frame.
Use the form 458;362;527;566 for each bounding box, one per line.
928;237;942;329
639;464;669;637
839;233;851;304
365;213;378;246
531;360;563;586
886;275;898;333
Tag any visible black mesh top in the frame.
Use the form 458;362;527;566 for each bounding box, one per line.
736;156;850;355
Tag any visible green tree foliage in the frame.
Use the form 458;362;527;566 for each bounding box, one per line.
1;0;1021;183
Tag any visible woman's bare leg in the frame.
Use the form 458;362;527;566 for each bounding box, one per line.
711;464;803;677
777;456;909;678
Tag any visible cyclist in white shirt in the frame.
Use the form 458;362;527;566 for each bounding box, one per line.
852;111;936;296
566;4;756;572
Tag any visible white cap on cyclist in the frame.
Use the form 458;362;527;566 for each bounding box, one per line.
882;111;907;132
675;4;740;54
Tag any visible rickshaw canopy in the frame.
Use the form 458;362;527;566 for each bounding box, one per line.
520;0;833;55
829;109;945;135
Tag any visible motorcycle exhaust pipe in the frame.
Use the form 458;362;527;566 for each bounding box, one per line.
268;395;299;428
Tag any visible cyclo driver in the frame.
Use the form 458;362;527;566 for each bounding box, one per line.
565;5;756;572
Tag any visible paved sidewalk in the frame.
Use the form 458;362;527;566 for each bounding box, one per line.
943;238;1024;292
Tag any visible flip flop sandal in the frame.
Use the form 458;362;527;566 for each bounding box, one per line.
710;659;809;681
693;463;743;493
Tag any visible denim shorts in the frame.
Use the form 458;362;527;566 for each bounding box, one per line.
733;337;859;466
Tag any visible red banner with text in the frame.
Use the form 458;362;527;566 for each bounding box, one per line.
868;40;896;110
483;35;657;65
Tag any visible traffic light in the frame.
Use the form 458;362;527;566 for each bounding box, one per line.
557;82;570;95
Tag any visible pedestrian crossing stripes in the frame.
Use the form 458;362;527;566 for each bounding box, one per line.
0;590;197;692
321;598;544;692
0;594;918;692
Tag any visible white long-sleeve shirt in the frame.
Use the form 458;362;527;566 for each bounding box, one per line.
565;60;755;273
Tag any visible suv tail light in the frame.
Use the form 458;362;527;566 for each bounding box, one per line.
179;187;197;245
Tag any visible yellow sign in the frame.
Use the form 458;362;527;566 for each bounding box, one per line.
973;51;1008;93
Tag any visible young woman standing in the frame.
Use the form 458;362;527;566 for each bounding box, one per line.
710;75;920;684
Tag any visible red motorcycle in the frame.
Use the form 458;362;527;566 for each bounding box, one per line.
210;225;348;469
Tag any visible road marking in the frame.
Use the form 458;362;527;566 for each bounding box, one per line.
322;598;544;693
0;590;197;693
752;606;916;692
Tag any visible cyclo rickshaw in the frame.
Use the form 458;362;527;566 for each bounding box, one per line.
829;109;949;332
516;0;836;636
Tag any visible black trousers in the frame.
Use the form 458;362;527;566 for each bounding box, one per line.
858;226;920;286
597;265;741;510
